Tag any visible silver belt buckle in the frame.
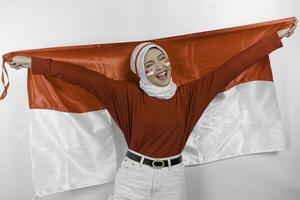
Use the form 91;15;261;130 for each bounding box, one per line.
152;160;165;169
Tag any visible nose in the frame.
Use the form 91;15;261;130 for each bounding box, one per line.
155;62;165;72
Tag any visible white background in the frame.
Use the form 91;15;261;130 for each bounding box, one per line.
0;0;299;199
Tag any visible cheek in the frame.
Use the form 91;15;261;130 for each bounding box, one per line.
168;68;172;76
145;66;155;75
148;76;158;84
145;68;152;74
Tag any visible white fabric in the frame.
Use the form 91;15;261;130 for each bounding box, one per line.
29;108;119;196
108;149;187;200
27;80;285;197
182;80;285;165
130;42;177;99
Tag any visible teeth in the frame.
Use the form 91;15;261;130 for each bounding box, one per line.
157;71;167;77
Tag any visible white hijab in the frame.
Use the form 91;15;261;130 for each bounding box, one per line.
130;42;177;99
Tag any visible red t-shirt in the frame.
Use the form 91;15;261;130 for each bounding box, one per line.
31;32;283;158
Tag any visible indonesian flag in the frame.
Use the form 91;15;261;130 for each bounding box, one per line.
1;16;296;197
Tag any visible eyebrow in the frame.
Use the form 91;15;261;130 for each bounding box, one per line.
145;53;165;65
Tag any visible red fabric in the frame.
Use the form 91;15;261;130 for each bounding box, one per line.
30;32;282;158
1;17;296;110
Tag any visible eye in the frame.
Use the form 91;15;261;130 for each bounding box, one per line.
145;64;152;68
159;55;166;60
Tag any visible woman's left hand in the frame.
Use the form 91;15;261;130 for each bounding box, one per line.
277;18;297;39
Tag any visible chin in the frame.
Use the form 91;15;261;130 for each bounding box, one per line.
150;76;171;87
159;79;171;87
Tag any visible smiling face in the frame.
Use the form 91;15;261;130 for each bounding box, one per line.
143;47;172;87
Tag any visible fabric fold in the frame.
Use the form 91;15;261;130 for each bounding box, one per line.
0;16;296;197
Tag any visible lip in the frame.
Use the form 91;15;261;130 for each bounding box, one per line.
155;69;168;77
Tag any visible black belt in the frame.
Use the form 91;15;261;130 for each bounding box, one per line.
125;150;182;169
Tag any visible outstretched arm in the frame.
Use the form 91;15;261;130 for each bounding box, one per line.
8;57;139;141
30;57;132;107
207;23;297;99
207;31;283;100
179;30;286;133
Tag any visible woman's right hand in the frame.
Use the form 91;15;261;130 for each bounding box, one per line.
6;55;32;70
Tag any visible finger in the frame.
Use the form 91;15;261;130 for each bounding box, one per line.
285;26;296;37
287;26;294;33
9;65;18;69
12;55;31;63
11;64;19;69
6;61;16;65
292;23;297;29
10;64;18;69
16;65;23;70
289;25;296;32
289;31;294;36
286;30;294;37
288;27;295;34
9;63;17;67
9;62;28;67
286;31;293;37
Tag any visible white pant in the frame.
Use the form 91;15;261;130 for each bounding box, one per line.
108;149;188;200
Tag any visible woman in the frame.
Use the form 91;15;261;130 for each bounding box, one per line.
7;25;296;200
